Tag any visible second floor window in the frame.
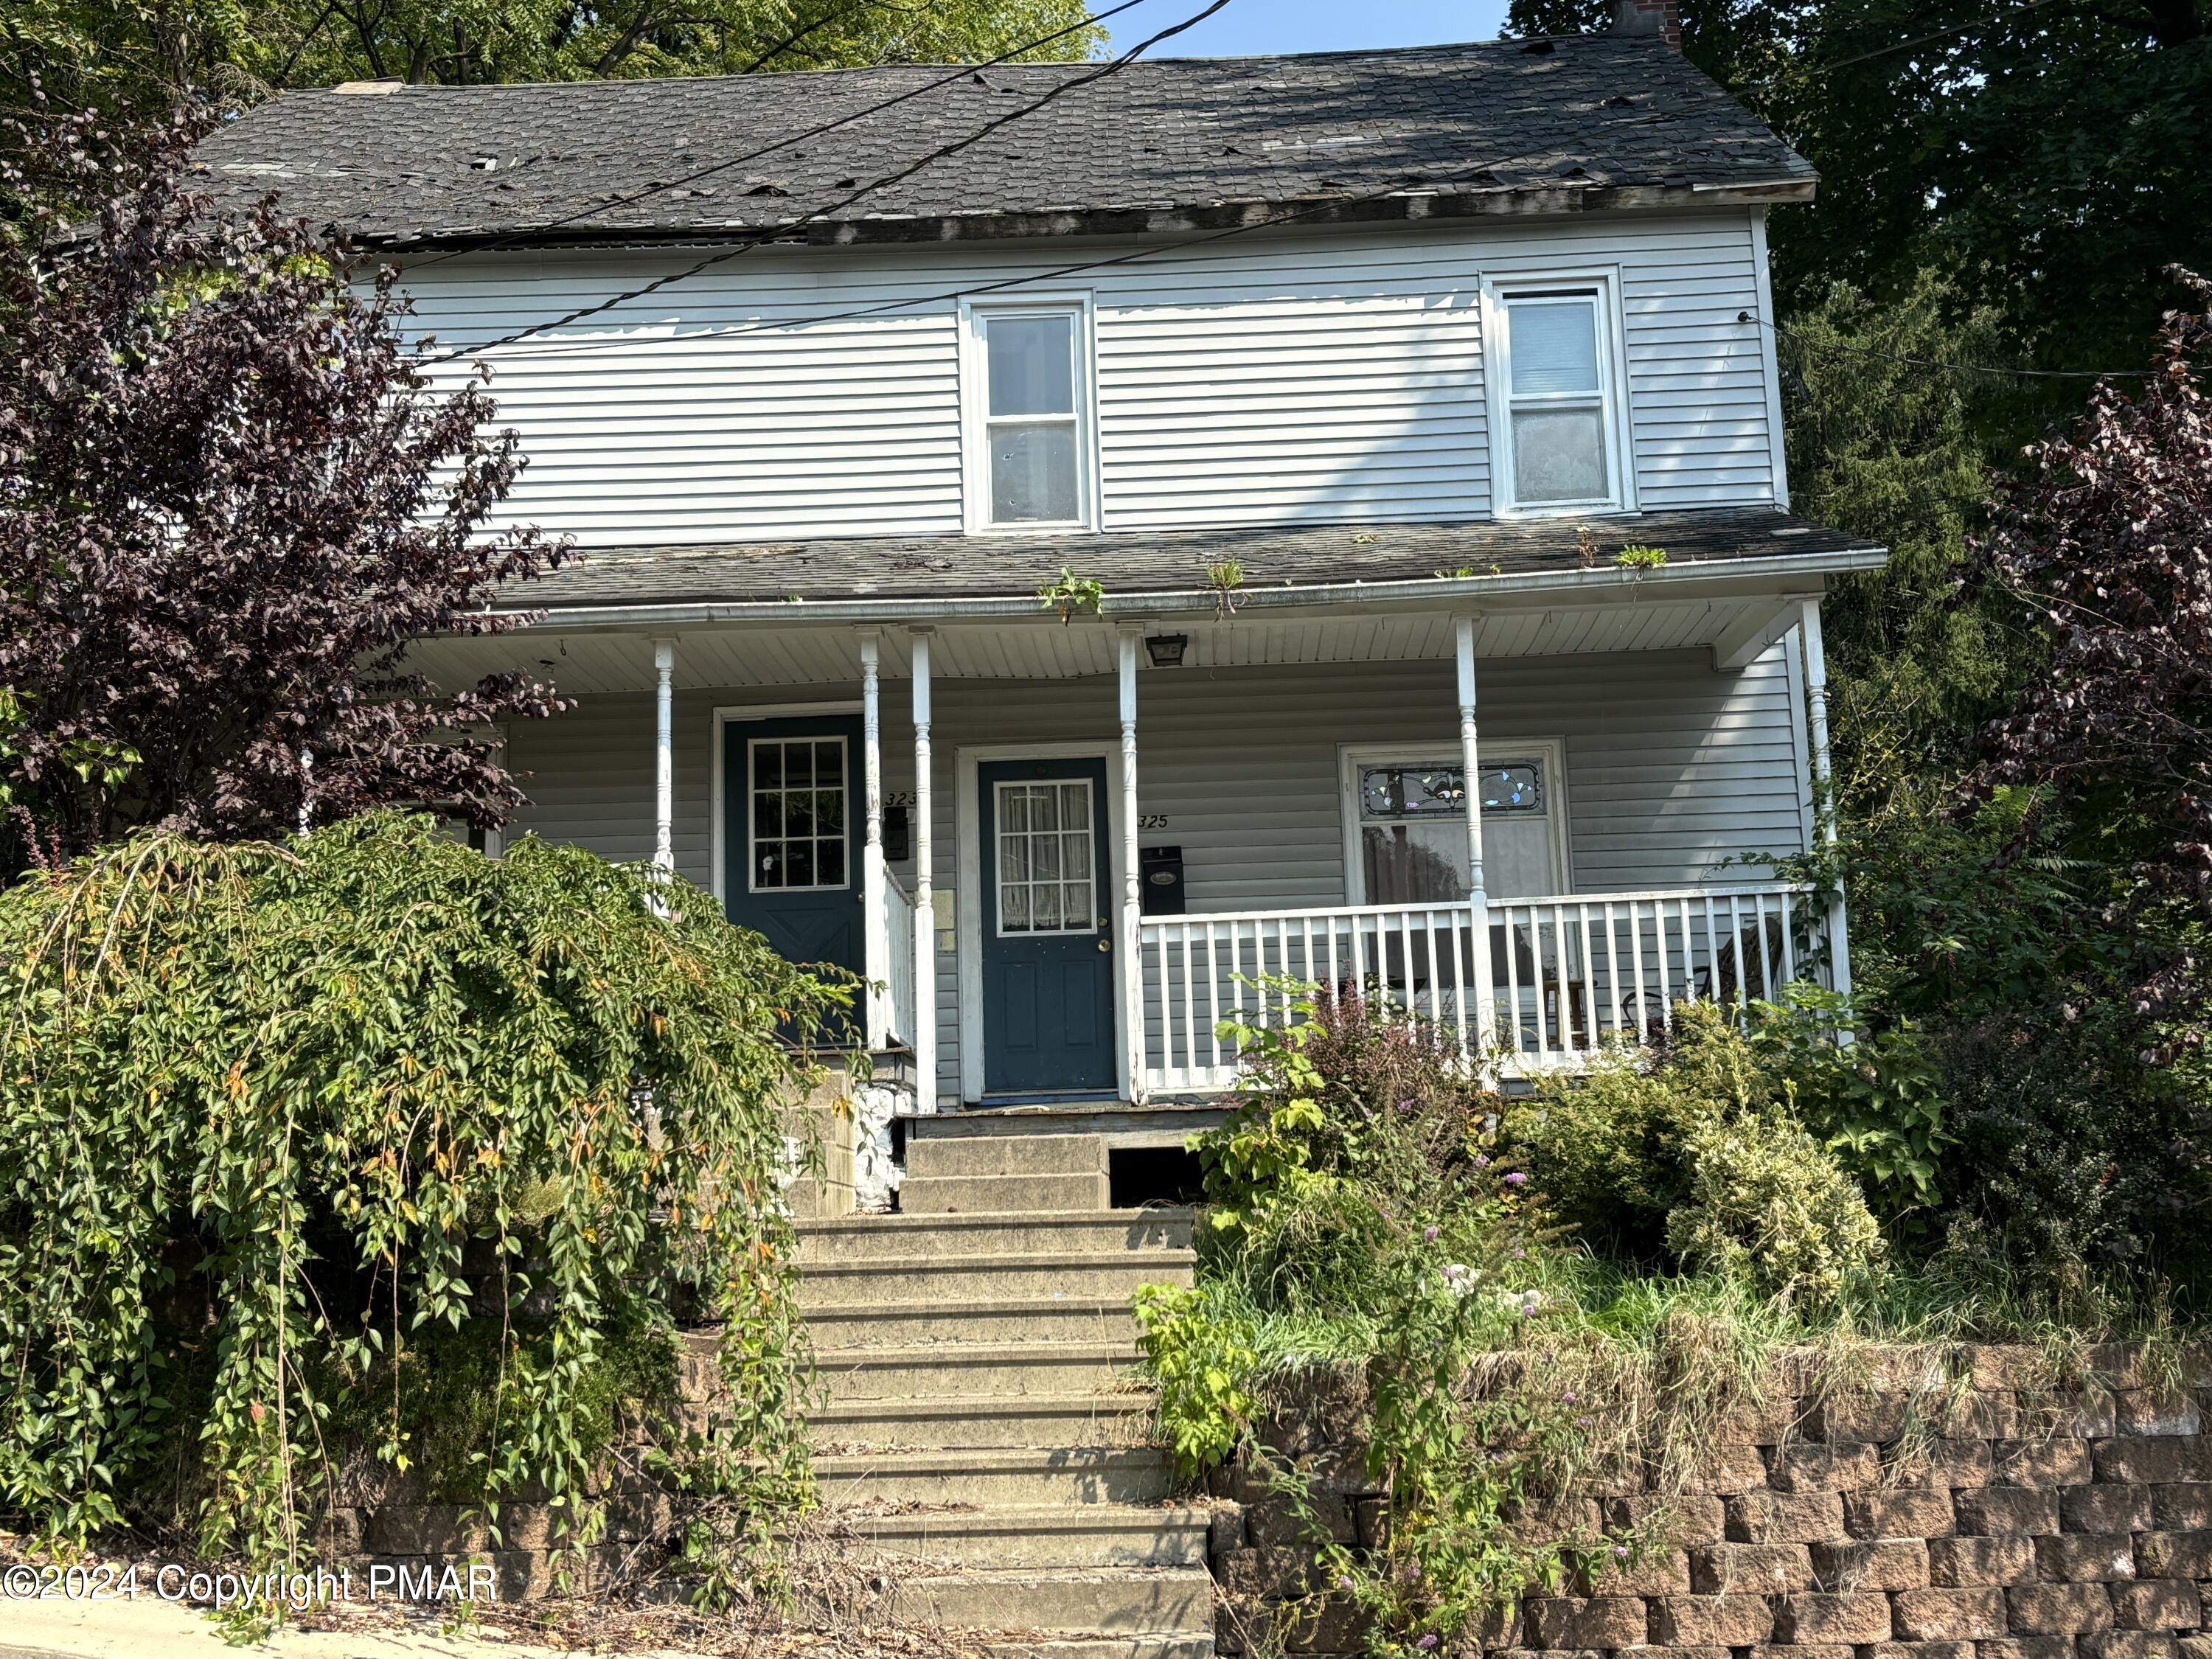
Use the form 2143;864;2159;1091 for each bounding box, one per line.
966;302;1094;530
1492;279;1627;514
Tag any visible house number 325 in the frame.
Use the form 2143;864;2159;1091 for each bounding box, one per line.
1138;814;1169;830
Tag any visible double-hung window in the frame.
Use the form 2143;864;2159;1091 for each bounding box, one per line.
964;301;1095;530
1491;278;1629;514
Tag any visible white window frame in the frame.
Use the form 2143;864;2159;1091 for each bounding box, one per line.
1481;270;1636;518
958;293;1102;535
744;732;853;896
1338;740;1572;905
990;776;1101;939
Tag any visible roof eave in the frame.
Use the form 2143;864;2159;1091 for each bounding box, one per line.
362;176;1818;254
489;544;1887;632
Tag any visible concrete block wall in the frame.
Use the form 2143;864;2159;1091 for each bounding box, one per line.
1209;1346;2212;1659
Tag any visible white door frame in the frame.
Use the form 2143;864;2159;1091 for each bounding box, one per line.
955;740;1130;1104
1338;737;1573;903
710;700;864;906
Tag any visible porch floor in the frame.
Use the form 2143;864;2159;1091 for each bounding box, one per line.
911;1101;1228;1152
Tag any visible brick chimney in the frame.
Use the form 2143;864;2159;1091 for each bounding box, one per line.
1612;0;1683;49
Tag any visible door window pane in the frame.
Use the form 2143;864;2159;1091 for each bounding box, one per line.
751;736;849;891
1512;408;1607;504
987;316;1075;416
990;425;1079;523
996;780;1096;935
1509;300;1600;394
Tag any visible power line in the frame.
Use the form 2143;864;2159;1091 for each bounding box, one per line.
411;0;1229;358
397;0;1154;279
405;0;2140;376
1755;313;2149;381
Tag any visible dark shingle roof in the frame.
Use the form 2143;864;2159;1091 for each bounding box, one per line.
194;37;1814;249
501;509;1875;615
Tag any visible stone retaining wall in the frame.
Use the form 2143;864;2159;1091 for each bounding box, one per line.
1208;1346;2212;1659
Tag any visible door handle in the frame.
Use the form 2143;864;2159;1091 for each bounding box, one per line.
1097;937;1111;953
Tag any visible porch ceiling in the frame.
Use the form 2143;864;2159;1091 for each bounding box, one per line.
407;588;1827;695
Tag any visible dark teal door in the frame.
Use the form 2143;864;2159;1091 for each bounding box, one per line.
979;757;1119;1099
723;715;865;978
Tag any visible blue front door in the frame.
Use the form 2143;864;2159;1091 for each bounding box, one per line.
723;715;866;981
979;757;1119;1099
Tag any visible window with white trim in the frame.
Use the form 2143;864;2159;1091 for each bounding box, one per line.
995;779;1098;935
966;304;1093;529
1494;283;1625;512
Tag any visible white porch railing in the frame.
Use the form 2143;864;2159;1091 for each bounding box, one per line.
883;871;918;1051
1136;883;1826;1095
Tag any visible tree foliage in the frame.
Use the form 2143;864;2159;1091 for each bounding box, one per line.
1506;0;2212;417
1969;276;2212;925
0;111;565;864
0;813;839;1568
2;0;1102;121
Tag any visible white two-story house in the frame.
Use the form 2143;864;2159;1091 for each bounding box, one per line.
201;21;1879;1122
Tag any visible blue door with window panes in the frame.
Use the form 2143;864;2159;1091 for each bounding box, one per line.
723;716;866;984
978;757;1118;1098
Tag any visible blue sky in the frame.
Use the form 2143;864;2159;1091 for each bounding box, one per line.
1107;0;1513;57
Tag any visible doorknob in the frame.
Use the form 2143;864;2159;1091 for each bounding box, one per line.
1097;937;1111;953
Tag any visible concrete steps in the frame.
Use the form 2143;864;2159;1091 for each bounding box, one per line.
794;1127;1212;1656
830;1503;1211;1568
813;1445;1175;1506
799;1249;1194;1305
809;1391;1153;1451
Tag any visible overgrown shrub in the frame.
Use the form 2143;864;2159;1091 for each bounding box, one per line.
1506;1004;1885;1304
0;813;842;1584
1668;1109;1886;1306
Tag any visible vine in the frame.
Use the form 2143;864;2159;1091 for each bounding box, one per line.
0;813;840;1599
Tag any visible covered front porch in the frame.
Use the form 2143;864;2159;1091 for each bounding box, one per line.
415;564;1857;1110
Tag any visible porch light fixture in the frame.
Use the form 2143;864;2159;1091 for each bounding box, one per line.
1145;633;1189;668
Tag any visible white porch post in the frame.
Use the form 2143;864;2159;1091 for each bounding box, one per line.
1798;599;1854;1006
652;639;675;877
1455;617;1498;1054
858;630;888;1051
1117;627;1145;1103
908;628;936;1107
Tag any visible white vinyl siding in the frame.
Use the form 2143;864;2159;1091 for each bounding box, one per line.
497;641;1804;1099
400;212;1778;543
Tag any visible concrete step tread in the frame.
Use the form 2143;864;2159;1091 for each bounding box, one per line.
978;1638;1212;1659
801;1248;1195;1277
810;1391;1151;1422
810;1294;1141;1318
828;1503;1208;1535
800;1207;1197;1234
813;1445;1167;1475
814;1339;1142;1363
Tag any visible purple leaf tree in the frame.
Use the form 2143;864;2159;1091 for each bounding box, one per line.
1969;270;2212;1014
0;108;566;863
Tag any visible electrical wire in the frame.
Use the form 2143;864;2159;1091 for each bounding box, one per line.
410;0;1231;358
1752;313;2151;380
403;0;2154;386
396;0;1157;279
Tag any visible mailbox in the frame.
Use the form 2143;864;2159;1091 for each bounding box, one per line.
1140;845;1185;916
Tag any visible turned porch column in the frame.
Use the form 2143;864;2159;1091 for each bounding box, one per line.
858;629;888;1051
1798;599;1854;1007
1456;616;1498;1054
652;639;675;877
908;628;936;1107
1117;627;1145;1103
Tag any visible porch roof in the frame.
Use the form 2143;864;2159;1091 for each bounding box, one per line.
495;507;1879;620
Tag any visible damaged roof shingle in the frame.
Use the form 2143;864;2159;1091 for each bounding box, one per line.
192;36;1814;249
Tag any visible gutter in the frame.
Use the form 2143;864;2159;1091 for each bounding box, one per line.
361;178;1819;256
494;546;1889;633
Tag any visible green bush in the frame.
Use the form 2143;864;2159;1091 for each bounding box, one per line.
1506;1003;1886;1304
0;813;842;1576
1667;1108;1886;1307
